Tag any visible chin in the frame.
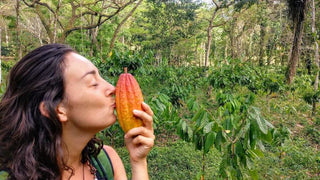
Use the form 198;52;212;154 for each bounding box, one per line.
104;114;117;127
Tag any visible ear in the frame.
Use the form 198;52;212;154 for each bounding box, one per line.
39;102;50;118
56;102;68;122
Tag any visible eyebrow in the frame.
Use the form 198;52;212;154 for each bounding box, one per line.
81;70;96;79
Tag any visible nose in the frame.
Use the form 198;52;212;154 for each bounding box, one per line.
104;81;116;97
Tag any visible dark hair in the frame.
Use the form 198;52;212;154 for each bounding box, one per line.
0;44;102;179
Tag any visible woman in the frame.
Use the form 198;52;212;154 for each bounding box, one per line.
0;44;155;180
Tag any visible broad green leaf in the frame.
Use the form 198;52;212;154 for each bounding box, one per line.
193;134;203;151
192;108;204;123
198;112;209;129
249;124;257;148
256;140;266;152
247;149;259;159
204;132;215;153
234;121;250;143
260;130;273;143
235;141;245;159
203;122;214;134
252;148;265;158
214;130;222;151
250;107;268;134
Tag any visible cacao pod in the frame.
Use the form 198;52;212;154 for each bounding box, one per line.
115;67;144;133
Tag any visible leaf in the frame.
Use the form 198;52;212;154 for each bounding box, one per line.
187;126;193;141
192;108;204;123
250;107;268;134
252;148;264;158
256;140;266;152
182;121;187;132
234;121;250;143
214;130;222;151
193;134;203;151
260;130;273;143
204;132;215;153
203;122;214;134
249;124;257;148
249;170;259;180
199;112;209;129
235;141;245;159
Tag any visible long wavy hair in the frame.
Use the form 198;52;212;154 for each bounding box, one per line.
0;44;103;180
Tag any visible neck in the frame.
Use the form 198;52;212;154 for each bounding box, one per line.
61;125;94;168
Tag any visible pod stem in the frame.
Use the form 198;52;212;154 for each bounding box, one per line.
124;67;128;73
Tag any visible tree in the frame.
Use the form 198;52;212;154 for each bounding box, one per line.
258;1;267;66
286;0;309;84
15;0;22;59
108;0;143;55
21;0;138;43
204;0;234;67
129;0;201;65
311;0;319;114
312;0;319;90
0;28;2;85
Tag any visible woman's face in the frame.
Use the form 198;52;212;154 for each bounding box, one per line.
60;52;116;133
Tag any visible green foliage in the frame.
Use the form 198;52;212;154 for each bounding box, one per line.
1;60;16;74
256;138;320;179
209;59;259;93
116;140;221;180
130;0;203;63
177;90;278;179
209;59;289;96
302;89;320;105
148;93;180;134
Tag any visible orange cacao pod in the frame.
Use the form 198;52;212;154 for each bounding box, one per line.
115;67;144;133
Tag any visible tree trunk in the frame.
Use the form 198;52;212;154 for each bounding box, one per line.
286;0;308;84
205;8;218;67
312;0;319;90
108;0;143;55
259;21;266;66
16;0;22;59
312;0;319;115
229;19;236;59
286;17;305;84
0;28;2;85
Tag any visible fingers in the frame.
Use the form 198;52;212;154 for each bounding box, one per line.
131;134;154;148
125;126;155;151
141;102;153;117
125;126;154;140
133;102;154;130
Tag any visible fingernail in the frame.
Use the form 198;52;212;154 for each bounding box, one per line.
133;110;139;114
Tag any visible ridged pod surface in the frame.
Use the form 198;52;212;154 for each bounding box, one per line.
115;68;144;133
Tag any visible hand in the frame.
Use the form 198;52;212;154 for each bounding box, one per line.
124;102;155;163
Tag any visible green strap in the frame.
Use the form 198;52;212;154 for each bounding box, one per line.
90;148;114;180
0;171;8;180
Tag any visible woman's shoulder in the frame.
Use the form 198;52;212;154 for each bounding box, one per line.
102;145;124;168
102;145;127;179
102;145;117;156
